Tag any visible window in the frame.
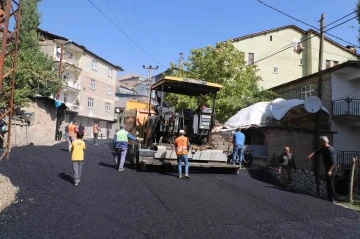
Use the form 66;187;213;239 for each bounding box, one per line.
333;61;339;66
90;79;96;90
299;59;303;66
270;35;272;41
105;102;111;112
326;60;331;69
108;68;112;78
106;86;112;95
248;53;254;65
63;93;68;103
91;59;97;71
273;67;278;74
88;97;94;108
301;84;317;100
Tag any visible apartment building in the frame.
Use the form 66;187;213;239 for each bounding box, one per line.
232;25;360;89
38;29;123;137
270;60;360;167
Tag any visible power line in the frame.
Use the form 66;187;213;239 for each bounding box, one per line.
256;0;318;30
87;0;166;68
326;10;357;27
244;15;357;69
131;0;147;40
256;0;359;48
181;0;356;61
116;0;137;40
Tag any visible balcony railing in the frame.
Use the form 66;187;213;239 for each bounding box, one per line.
65;102;80;112
63;79;81;91
332;98;360;116
336;151;360;167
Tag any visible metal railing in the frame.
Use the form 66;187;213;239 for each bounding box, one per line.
336;151;360;167
63;79;81;90
332;98;360;116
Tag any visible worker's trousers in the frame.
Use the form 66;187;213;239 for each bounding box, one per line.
232;144;244;164
177;155;189;175
116;148;127;170
73;161;84;183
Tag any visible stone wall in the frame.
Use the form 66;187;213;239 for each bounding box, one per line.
269;167;327;198
209;128;334;172
4;98;58;147
264;128;333;171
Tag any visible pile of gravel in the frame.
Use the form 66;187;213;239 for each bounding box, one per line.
0;174;18;212
269;167;327;198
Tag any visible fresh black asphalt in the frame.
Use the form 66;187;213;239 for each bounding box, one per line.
0;140;360;239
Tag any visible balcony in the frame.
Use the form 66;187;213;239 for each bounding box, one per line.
336;151;360;168
332;98;360;117
63;78;81;91
65;102;80;113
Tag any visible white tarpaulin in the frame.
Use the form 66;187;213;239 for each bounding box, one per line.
223;98;330;129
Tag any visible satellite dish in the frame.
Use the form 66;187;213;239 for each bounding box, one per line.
57;48;61;54
304;96;322;113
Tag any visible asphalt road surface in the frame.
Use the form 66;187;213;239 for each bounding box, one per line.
0;140;360;239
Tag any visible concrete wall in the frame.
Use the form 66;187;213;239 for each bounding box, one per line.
233;27;359;89
6;98;57;146
332;70;360;100
332;120;360;151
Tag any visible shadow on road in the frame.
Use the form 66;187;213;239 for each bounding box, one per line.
99;162;116;169
58;173;73;184
247;168;281;187
59;149;69;152
265;185;302;195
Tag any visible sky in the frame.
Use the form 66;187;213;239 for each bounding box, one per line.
39;0;359;78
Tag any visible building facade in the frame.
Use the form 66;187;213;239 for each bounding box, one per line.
271;61;360;167
39;29;123;137
232;25;360;89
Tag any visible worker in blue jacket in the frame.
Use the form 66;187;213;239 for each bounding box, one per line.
232;127;245;167
113;124;137;172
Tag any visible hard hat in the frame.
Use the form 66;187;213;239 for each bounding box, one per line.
179;130;185;135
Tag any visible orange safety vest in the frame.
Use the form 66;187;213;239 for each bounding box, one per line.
68;124;77;137
175;136;189;155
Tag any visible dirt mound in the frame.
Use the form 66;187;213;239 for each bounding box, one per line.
0;174;18;212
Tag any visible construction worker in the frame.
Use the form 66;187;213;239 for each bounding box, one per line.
279;147;296;190
232;127;245;167
113;124;137;172
93;122;100;145
68;121;78;152
175;130;190;179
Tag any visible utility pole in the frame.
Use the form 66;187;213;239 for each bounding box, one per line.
56;40;71;100
178;52;183;69
143;65;158;115
314;13;325;196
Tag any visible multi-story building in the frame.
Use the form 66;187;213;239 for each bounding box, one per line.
38;29;123;137
270;60;360;167
232;25;360;89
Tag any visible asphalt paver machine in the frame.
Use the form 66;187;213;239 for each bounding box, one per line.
129;76;240;172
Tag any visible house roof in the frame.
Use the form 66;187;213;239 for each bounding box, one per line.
270;60;360;91
38;28;124;71
117;73;142;81
118;86;136;92
232;25;360;58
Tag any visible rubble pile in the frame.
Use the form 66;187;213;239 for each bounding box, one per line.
269;167;327;198
0;174;18;212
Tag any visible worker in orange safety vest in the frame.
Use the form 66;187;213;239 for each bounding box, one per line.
174;130;190;179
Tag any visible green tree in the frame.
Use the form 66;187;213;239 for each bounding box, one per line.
164;41;277;123
2;0;61;108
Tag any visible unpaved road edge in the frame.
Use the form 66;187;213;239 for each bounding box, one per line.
0;174;18;212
